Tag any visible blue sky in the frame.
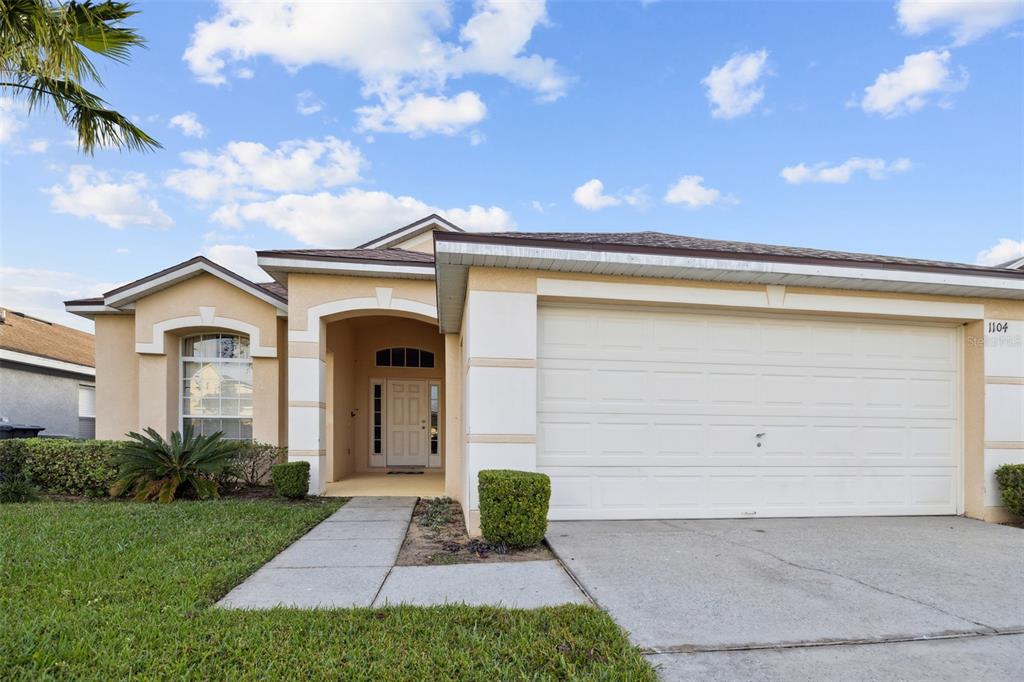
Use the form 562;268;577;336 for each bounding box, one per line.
2;0;1023;331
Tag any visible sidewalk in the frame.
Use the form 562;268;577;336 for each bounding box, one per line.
218;497;587;609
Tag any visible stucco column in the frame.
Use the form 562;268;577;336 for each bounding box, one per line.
288;319;328;495
444;333;464;504
978;315;1024;522
462;289;538;534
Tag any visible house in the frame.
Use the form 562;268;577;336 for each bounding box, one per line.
65;215;1024;531
0;308;96;438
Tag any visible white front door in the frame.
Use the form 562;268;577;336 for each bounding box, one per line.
386;379;429;467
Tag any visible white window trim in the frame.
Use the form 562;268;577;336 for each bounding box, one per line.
139;308;276;357
179;334;254;440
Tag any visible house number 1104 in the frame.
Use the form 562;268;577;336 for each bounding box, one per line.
988;322;1009;333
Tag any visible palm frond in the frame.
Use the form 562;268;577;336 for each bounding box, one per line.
0;0;158;152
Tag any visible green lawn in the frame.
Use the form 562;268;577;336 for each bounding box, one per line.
0;500;654;680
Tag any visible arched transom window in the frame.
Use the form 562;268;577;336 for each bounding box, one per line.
375;347;435;368
181;333;253;440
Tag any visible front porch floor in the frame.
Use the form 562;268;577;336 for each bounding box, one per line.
323;472;445;498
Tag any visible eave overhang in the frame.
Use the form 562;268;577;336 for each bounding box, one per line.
434;234;1024;333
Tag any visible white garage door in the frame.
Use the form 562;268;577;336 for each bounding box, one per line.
537;305;961;519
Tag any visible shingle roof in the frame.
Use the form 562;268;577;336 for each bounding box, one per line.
255;282;288;299
439;231;1024;277
0;308;95;367
257;248;434;265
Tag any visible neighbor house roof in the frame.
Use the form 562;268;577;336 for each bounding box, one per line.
996;256;1024;270
0;308;95;370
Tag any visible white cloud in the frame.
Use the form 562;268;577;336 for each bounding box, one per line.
572;179;620;211
572;179;647;211
296;90;324;116
702;50;769;119
0;267;120;332
897;0;1024;46
27;139;48;153
531;200;546;213
229;187;514;246
0;96;26;143
861;50;967;117
663;175;724;208
469;130;486;146
165;136;366;201
357;90;486;136
781;157;912;184
976;238;1024;266
202;244;266;282
46;166;173;229
169;111;207;138
183;1;566;137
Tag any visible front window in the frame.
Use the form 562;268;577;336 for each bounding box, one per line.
375;347;435;368
181;333;253;440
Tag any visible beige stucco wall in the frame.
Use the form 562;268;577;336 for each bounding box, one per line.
134;273;279;348
444;333;464;506
391;230;436;254
94;315;138;440
286;274;436;331
93;273;284;443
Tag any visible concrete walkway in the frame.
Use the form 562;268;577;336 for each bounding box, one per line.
219;497;587;609
376;561;589;608
219;496;415;609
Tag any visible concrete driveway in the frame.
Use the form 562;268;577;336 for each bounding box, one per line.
546;517;1024;681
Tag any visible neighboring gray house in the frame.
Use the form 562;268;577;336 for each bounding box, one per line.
0;308;95;438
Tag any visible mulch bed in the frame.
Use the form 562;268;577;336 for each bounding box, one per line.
395;497;554;566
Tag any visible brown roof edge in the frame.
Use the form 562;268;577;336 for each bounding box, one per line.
256;250;435;266
63;297;104;306
102;256;287;303
354;213;464;249
433;231;1024;280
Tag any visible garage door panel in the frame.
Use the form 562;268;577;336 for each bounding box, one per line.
539;415;956;468
538;305;961;519
544;466;958;519
539;360;957;420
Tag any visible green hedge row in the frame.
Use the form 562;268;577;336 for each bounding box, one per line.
0;438;121;497
0;438;291;499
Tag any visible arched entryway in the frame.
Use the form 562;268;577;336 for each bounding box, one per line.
320;313;445;496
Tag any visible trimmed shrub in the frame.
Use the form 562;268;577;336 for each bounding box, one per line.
272;462;309;499
19;438;121;496
995;464;1024;518
478;469;551;548
230;442;288;488
0;478;38;503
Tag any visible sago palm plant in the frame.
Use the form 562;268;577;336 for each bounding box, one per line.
110;426;239;502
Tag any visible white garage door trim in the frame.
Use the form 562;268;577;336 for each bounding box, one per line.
538;303;964;520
